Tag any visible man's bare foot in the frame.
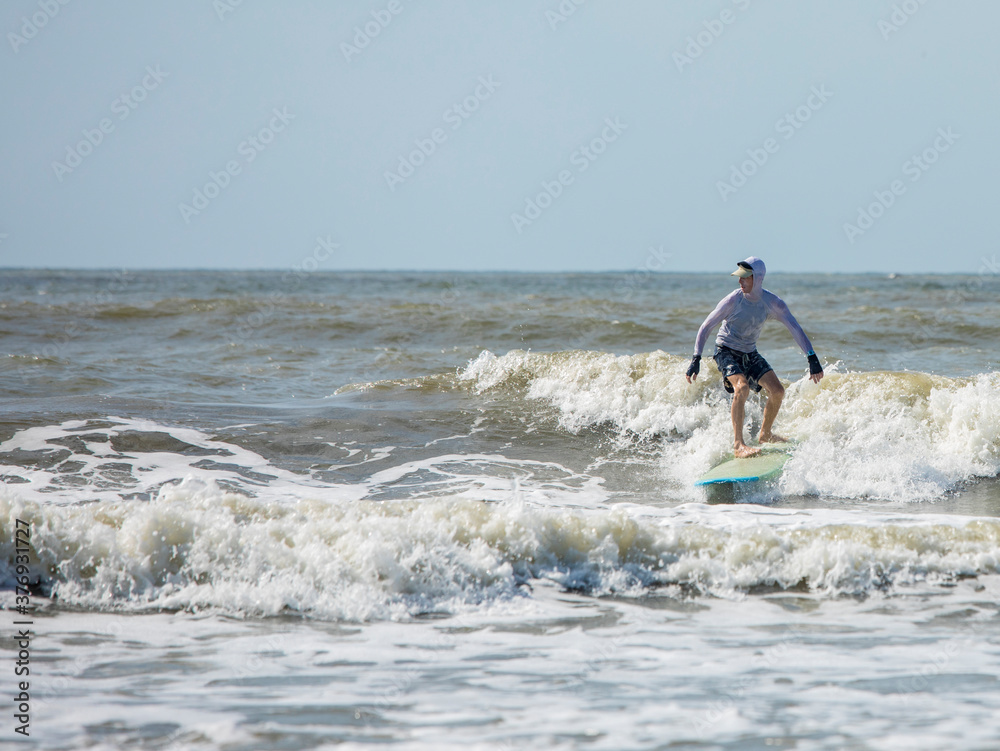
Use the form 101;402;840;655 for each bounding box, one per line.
758;432;787;444
734;443;761;458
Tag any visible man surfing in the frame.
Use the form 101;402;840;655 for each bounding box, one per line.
685;257;824;458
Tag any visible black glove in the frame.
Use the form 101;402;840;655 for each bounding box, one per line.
686;355;701;379
807;353;823;376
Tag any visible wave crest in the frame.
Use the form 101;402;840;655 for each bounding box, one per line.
4;483;999;621
460;350;1000;500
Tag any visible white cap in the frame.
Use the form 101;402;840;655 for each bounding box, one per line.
731;261;753;277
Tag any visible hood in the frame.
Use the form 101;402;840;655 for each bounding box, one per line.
740;256;766;300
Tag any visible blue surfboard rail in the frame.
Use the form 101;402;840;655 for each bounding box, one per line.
694;448;791;486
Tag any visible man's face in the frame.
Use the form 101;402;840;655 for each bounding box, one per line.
739;275;753;294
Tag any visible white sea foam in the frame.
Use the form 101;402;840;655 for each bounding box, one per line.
0;416;328;505
4;479;1000;621
461;349;717;438
779;370;1000;500
1;356;998;624
0;416;609;509
461;350;1000;501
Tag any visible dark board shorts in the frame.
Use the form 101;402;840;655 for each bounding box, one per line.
713;345;773;394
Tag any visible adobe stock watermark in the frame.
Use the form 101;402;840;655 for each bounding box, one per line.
673;0;751;72
510;116;627;234
213;0;245;21
232;235;338;342
341;0;406;63
716;84;833;202
566;608;658;687
878;0;931;40
690;623;805;737
7;0;71;54
51;65;168;183
842;126;959;244
402;278;462;343
557;244;672;351
384;75;500;192
178;107;294;223
888;252;997;370
614;246;672;302
18;270;133;383
147;632;291;751
355;612;486;730
890;609;992;706
32;617;125;713
546;0;587;31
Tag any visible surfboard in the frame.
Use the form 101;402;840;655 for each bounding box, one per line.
694;447;791;486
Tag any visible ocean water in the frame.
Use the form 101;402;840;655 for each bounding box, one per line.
2;269;1000;750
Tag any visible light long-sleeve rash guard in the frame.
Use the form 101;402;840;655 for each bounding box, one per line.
693;256;814;356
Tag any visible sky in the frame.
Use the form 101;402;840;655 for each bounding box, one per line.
1;0;998;273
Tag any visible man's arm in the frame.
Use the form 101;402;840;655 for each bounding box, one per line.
687;292;737;382
766;295;813;353
766;294;824;382
693;292;738;356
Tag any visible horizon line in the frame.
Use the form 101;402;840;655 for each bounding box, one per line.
0;267;975;276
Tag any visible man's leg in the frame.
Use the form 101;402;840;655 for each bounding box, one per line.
757;370;786;444
727;373;759;458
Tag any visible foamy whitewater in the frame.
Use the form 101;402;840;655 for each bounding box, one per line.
2;270;1000;749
